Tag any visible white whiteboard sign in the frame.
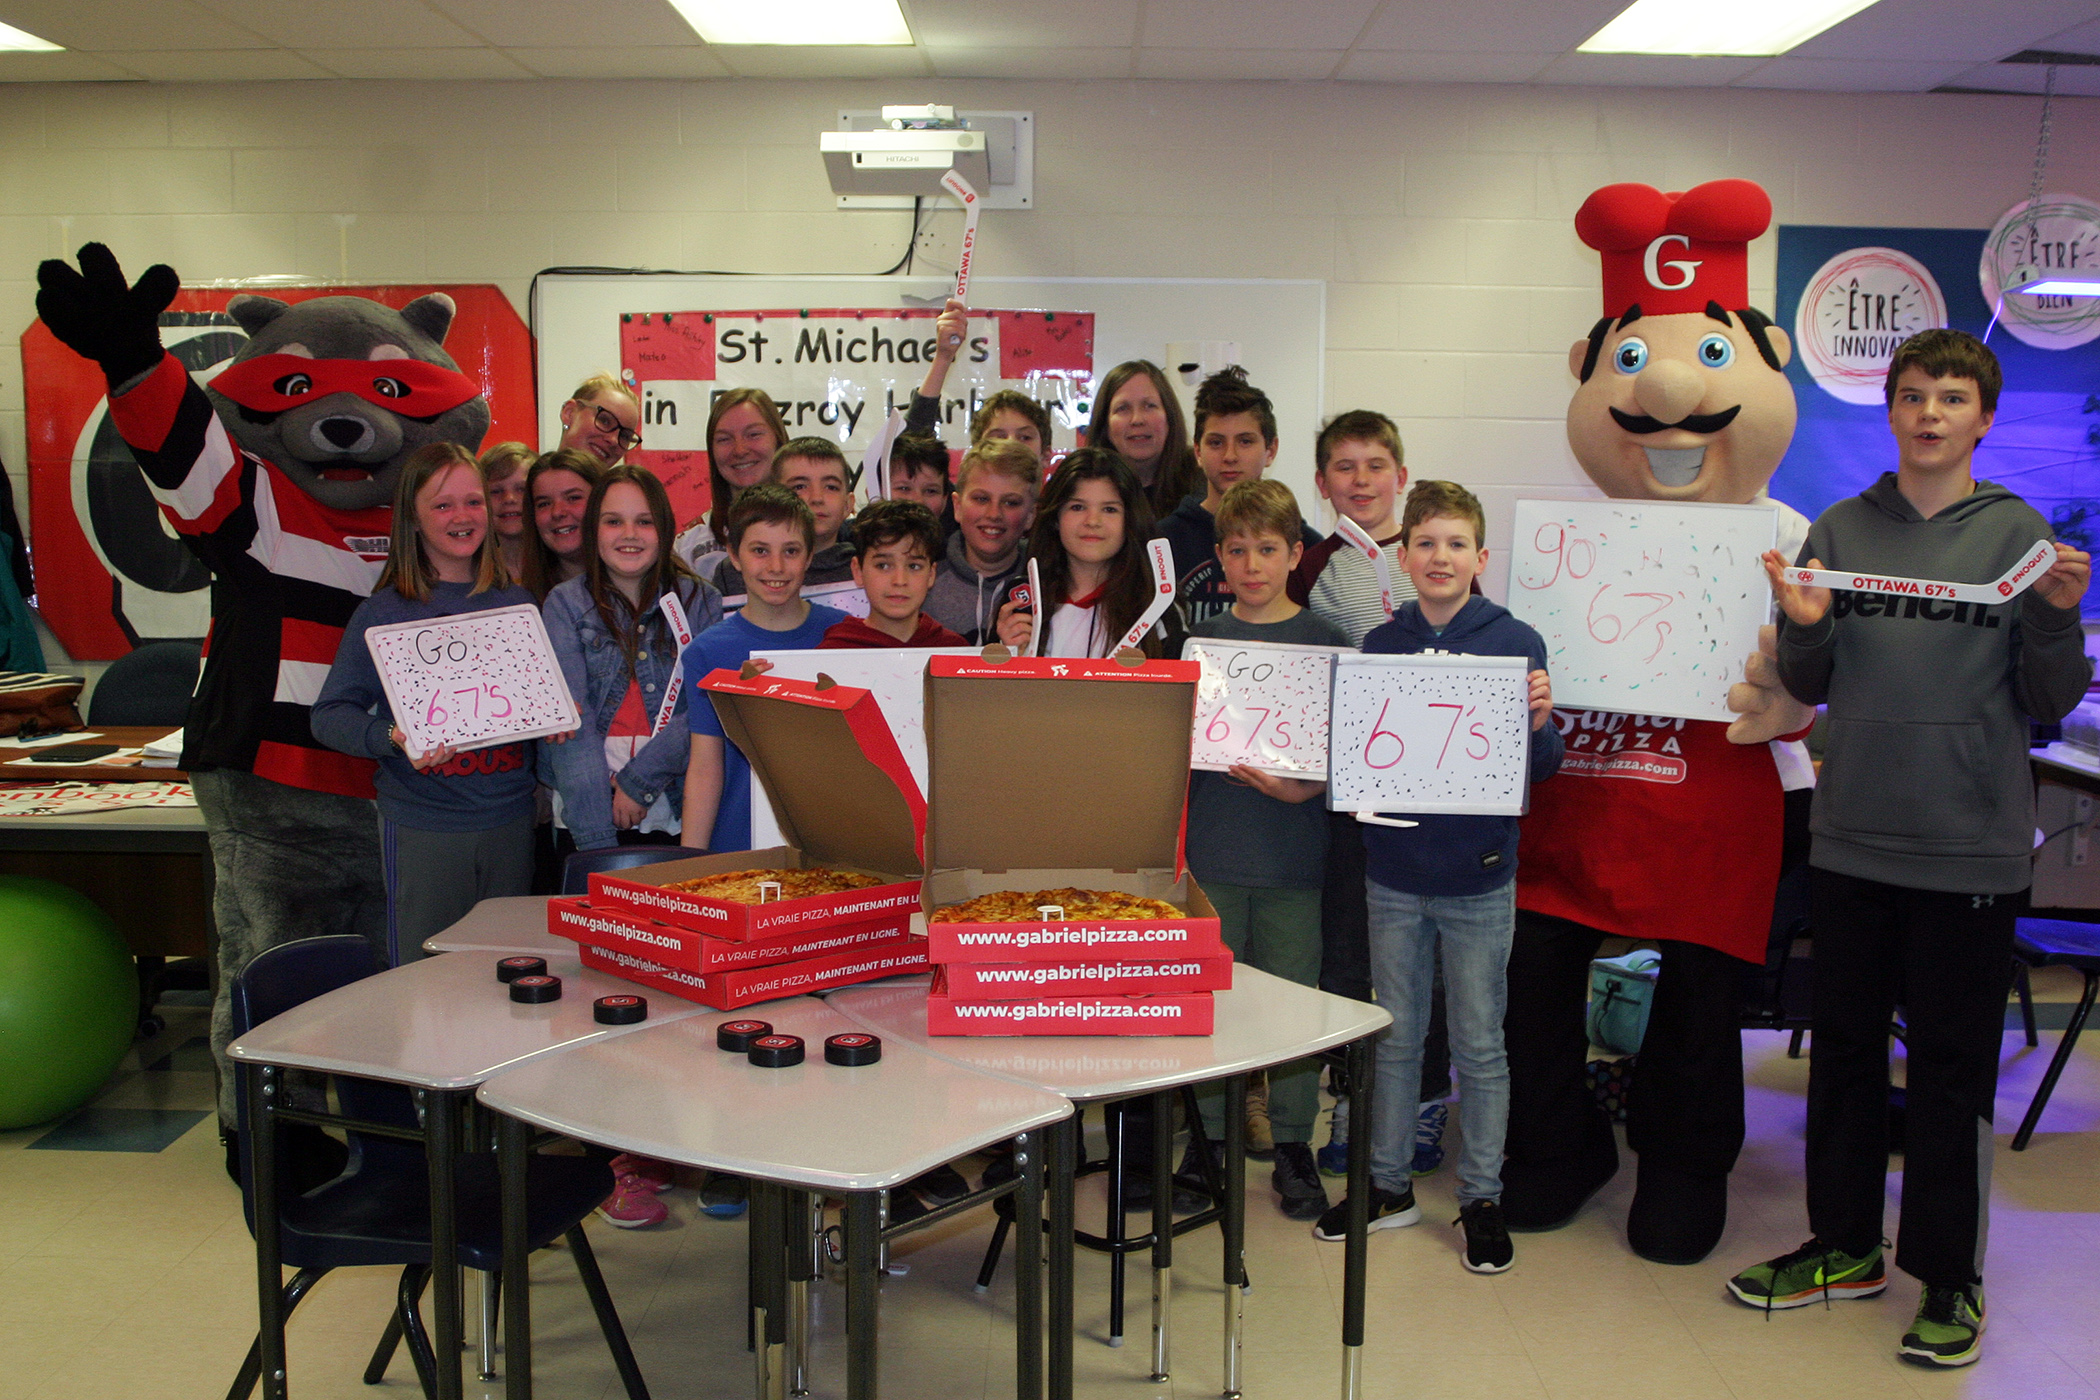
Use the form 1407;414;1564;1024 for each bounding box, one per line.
1506;499;1775;723
365;604;580;754
1184;637;1347;778
1327;654;1531;816
747;647;975;849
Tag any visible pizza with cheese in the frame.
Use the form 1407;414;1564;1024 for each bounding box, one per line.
930;888;1184;923
665;868;886;904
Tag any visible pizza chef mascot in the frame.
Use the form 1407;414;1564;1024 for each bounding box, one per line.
1505;181;1816;1264
35;245;492;1161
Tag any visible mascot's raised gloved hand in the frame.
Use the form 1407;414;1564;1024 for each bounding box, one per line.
1725;623;1814;745
35;243;178;391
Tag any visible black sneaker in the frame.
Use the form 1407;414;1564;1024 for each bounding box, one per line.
1456;1199;1514;1274
1272;1143;1330;1222
699;1171;748;1219
910;1163;970;1203
1121;1154;1207;1213
1177;1137;1226;1196
1312;1184;1420;1241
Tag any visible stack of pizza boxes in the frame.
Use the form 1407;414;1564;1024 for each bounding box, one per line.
921;654;1231;1035
548;668;930;1009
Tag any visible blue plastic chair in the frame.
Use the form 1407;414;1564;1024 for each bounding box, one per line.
2010;918;2100;1151
228;936;651;1400
560;845;710;896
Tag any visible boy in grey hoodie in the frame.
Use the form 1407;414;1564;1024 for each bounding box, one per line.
925;439;1037;645
1730;330;2092;1368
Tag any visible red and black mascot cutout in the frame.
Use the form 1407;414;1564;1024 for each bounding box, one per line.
36;246;491;1140
1506;182;1816;1264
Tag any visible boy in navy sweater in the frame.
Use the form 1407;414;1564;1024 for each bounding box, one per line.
1313;480;1561;1273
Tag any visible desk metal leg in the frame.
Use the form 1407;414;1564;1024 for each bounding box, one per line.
1341;1037;1374;1400
752;1182;788;1400
845;1190;881;1400
1221;1073;1247;1400
1047;1117;1075;1400
478;1270;500;1381
498;1114;533;1400
249;1064;287;1400
1105;1102;1126;1348
1014;1128;1045;1400
786;1189;815;1398
1149;1091;1173;1383
426;1090;464;1400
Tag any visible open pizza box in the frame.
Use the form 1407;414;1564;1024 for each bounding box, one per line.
922;653;1225;964
547;894;917;975
587;668;924;941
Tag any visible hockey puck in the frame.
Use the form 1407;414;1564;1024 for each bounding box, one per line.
747;1034;805;1068
510;974;562;1003
594;994;647;1025
824;1033;881;1066
717;1019;772;1053
496;955;546;983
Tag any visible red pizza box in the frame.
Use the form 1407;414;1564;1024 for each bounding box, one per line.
932;952;1232;997
579;937;931;1011
589;668;925;940
926;987;1215;1037
921;653;1222;960
547;895;915;975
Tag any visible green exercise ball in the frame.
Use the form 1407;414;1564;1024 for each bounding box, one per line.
0;876;137;1129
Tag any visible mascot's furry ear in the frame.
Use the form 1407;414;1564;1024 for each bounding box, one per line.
226;295;290;337
400;293;457;346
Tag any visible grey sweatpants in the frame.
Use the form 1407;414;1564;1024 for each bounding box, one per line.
194;768;386;1126
379;813;536;965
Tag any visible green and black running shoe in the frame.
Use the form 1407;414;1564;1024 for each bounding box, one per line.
1726;1239;1887;1311
1900;1284;1985;1367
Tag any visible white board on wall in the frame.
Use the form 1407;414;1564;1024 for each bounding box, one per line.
532;273;1325;512
1505;498;1776;723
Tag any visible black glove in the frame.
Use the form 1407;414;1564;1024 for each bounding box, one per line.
35;243;178;391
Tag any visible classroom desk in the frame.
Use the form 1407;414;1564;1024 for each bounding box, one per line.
421;895;566;956
0;724;183;782
0;799;214;960
830;971;1392;1400
476;996;1073;1400
226;948;708;1400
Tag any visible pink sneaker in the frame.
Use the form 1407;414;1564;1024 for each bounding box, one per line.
598;1173;670;1229
610;1154;674;1192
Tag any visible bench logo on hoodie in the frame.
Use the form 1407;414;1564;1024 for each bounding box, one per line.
1829;590;2003;627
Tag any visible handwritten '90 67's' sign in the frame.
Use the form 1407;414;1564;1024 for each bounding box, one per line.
365;603;580;754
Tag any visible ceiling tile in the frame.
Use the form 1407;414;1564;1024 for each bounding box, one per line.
1355;0;1624;53
1786;0;2088;61
298;47;537;80
1139;0;1376;50
428;0;704;48
0;50;138;79
711;45;930;78
1734;57;1973;91
1934;61;2100;95
1337;50;1557;82
2025;15;2100;54
906;0;1137;48
504;46;731;78
1136;48;1343;80
0;0;272;51
1533;53;1765;86
98;49;338;81
924;46;1132;80
193;0;484;48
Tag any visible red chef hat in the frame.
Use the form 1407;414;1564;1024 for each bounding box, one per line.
1574;179;1772;318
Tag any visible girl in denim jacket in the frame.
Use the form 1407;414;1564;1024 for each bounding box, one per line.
541;465;724;854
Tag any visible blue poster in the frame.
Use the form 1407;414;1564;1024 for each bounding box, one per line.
1774;224;2100;616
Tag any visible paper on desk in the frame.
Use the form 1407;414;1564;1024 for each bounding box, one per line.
0;780;195;817
0;730;101;748
143;729;184;765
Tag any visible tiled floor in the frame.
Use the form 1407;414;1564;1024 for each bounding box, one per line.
2;970;2096;1400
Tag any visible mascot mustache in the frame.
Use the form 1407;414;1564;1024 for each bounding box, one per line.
1609;404;1741;436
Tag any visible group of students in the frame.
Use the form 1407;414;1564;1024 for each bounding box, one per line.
305;309;2091;1360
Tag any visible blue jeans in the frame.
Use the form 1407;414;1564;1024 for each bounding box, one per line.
1366;879;1514;1203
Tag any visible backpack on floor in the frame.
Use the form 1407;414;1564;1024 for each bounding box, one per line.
1586;948;1661;1056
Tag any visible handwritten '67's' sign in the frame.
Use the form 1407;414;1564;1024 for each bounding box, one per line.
1184;637;1346;779
365;603;580;755
1327;653;1531;816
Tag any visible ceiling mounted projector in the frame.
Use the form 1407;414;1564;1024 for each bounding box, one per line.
821;105;990;198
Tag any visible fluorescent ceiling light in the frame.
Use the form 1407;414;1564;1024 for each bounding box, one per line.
0;19;63;51
1579;0;1882;55
2008;269;2100;297
667;0;911;45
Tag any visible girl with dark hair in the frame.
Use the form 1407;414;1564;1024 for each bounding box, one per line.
1087;361;1202;520
672;386;790;574
311;442;544;965
521;448;604;600
993;447;1182;660
540;464;724;857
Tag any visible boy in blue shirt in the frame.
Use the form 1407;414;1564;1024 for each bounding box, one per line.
1313;480;1560;1273
679;483;848;853
1185;480;1351;1219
